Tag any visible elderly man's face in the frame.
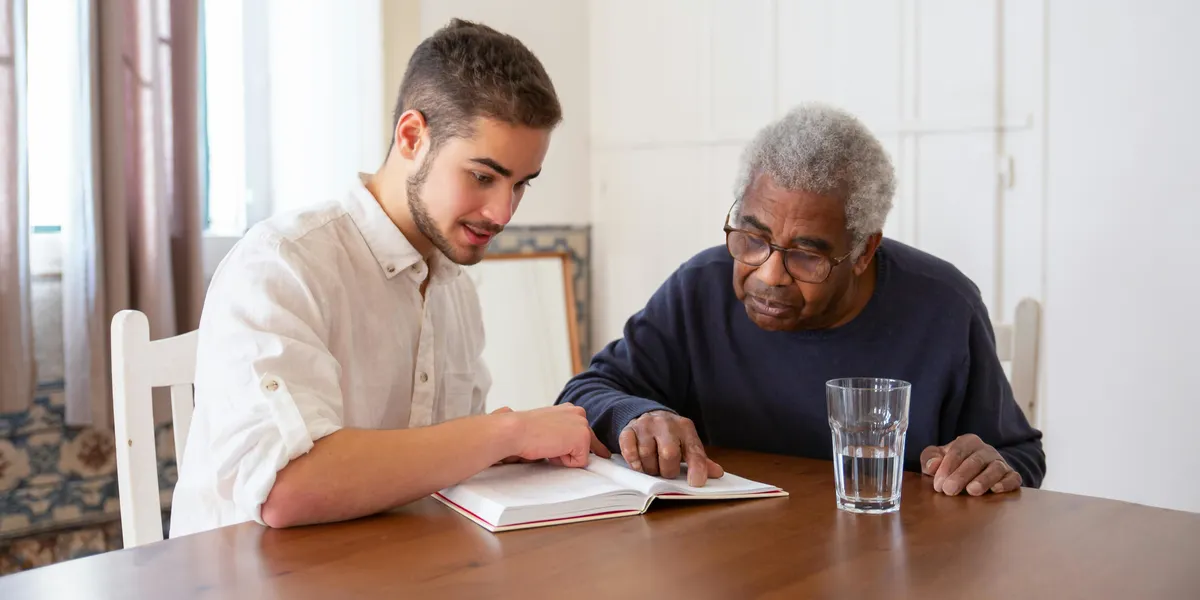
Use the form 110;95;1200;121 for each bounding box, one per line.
730;174;871;332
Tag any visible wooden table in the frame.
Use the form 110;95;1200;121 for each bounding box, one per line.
2;449;1198;599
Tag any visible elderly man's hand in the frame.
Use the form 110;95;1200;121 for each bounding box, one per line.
619;410;724;487
921;434;1021;496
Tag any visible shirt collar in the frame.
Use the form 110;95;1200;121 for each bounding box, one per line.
343;173;462;284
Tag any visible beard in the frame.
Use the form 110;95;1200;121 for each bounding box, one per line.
406;155;489;266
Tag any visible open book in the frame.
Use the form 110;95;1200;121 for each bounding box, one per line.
434;455;787;532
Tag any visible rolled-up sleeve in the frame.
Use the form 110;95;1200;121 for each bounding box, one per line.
192;230;345;525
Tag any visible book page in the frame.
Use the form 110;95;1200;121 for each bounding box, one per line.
584;455;669;495
438;461;650;528
451;462;629;507
587;455;782;497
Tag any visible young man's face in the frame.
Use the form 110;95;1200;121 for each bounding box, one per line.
408;117;551;265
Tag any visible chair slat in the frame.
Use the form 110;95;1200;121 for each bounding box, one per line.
111;310;199;548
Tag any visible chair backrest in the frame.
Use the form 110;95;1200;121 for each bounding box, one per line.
111;309;198;548
992;297;1041;427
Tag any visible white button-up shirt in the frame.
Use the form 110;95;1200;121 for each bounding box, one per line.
169;175;491;537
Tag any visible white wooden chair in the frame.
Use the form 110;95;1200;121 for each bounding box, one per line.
993;297;1042;427
111;309;199;548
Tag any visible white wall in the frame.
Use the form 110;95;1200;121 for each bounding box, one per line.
589;1;743;347
588;0;1045;349
419;0;591;226
1041;0;1200;512
265;0;384;215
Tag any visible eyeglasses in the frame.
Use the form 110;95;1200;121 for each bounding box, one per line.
723;224;853;284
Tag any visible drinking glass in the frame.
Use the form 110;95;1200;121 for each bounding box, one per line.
826;378;912;514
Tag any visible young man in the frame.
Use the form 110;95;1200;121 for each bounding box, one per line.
169;19;607;537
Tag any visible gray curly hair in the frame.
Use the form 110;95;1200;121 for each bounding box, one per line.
734;103;896;256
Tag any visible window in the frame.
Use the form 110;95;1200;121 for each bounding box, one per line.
27;0;83;235
26;0;248;280
27;0;86;277
29;0;379;255
29;1;250;237
201;0;249;235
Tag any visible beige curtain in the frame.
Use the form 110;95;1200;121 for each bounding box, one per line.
63;0;203;427
0;0;32;415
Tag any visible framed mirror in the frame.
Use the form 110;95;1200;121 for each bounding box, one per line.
464;252;582;413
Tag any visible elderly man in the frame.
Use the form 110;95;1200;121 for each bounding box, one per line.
557;103;1045;497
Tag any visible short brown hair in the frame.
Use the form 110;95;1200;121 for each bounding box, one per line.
392;19;562;152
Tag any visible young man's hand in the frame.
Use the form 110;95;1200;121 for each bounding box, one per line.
492;405;610;468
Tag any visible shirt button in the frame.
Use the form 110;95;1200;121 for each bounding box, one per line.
386;265;396;274
264;379;279;392
419;372;428;383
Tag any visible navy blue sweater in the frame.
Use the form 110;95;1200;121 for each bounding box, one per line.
557;240;1046;488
